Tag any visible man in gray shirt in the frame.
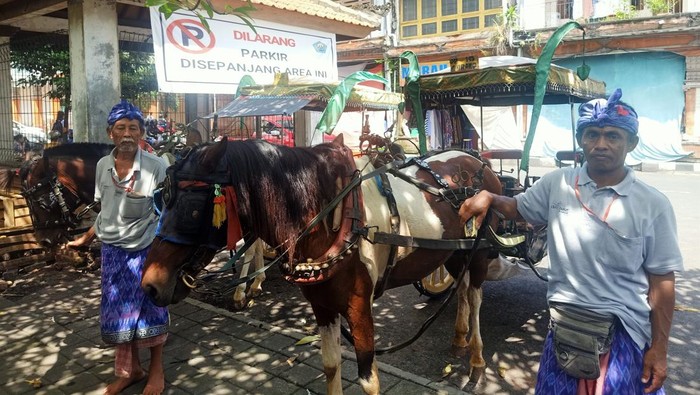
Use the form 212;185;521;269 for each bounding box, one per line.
459;89;682;394
68;100;169;395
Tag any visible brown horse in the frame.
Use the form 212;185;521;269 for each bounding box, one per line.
141;135;502;394
20;143;114;246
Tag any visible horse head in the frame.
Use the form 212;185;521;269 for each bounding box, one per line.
20;143;112;246
142;135;358;305
142;139;229;306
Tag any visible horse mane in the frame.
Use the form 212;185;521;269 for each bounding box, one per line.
198;140;343;249
44;142;114;159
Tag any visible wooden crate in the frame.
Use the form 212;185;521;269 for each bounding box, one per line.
0;193;32;228
0;167;22;195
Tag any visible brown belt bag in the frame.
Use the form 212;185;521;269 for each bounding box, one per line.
549;304;616;380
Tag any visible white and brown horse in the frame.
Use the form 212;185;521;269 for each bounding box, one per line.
141;135;502;394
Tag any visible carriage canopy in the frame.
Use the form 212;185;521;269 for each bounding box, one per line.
205;81;403;118
418;63;606;107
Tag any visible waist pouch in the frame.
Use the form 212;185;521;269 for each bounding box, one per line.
550;304;616;380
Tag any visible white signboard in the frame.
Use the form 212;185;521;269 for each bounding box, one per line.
149;9;338;94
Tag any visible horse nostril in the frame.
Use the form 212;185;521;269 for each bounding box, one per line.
143;284;158;300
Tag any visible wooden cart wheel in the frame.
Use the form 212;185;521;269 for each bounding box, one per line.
414;264;454;299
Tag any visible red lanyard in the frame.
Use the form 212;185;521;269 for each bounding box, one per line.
574;175;618;224
111;171;136;193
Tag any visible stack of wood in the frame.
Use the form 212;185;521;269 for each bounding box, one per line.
0;193;32;228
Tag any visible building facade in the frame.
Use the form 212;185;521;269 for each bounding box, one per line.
338;0;700;159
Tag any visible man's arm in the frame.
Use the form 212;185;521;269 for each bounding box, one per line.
642;271;676;393
458;190;522;228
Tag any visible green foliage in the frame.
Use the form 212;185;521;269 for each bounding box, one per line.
10;41;160;110
612;3;636;19
646;0;676;15
488;5;519;56
145;0;257;33
10;41;70;107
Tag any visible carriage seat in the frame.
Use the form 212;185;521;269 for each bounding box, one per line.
481;149;523;178
555;150;584;168
480;149;523;161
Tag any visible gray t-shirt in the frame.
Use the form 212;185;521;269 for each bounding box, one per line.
514;164;683;348
94;148;168;251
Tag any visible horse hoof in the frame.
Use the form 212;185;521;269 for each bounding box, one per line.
247;288;262;298
468;365;486;384
232;300;247;310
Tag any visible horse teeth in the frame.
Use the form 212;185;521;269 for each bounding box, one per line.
321;263;329;269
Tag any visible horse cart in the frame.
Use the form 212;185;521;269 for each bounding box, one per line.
410;60;607;295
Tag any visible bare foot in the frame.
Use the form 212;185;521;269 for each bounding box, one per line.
104;369;146;395
142;367;165;395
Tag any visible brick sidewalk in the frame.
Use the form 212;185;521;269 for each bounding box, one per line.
0;268;467;395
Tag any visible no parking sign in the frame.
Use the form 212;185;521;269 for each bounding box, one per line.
150;9;338;94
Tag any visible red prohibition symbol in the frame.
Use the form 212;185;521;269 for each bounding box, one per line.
166;19;216;54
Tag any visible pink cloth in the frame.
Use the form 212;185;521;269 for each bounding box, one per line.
577;351;611;395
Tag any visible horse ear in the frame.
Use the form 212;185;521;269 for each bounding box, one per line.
201;137;228;169
332;133;344;146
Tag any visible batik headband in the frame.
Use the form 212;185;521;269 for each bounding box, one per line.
107;99;144;126
576;88;638;136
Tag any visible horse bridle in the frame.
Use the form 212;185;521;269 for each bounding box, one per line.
155;151;235;286
21;160;97;229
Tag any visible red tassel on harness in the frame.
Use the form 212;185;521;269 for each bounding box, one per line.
223;186;243;250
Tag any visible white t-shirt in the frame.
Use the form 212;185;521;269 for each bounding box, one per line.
515;164;683;348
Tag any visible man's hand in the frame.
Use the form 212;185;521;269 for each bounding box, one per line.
458;190;493;229
641;345;668;393
66;227;95;248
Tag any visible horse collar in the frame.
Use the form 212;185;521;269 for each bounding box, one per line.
282;149;364;285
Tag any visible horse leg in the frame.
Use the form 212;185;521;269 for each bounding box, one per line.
452;270;471;356
232;243;254;310
346;290;379;395
310;306;344;395
467;284;485;368
246;239;266;299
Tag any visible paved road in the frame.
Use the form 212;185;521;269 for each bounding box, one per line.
204;167;700;394
2;166;697;394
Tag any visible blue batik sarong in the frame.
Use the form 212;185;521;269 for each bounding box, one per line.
100;243;169;344
535;323;665;395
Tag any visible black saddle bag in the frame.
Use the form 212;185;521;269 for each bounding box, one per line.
550;303;617;380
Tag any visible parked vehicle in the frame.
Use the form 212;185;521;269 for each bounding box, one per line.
13;121;47;145
261;116;294;147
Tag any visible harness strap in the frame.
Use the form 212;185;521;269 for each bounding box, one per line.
368;231;492;250
405;158;451;189
373;172;401;299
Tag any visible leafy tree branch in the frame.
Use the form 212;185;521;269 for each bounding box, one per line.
145;0;257;32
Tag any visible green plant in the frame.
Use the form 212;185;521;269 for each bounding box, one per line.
146;0;256;32
646;0;676;15
612;3;636;20
488;5;519;56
